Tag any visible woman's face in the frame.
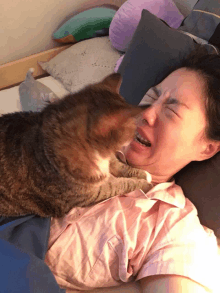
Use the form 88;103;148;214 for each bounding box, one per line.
124;68;209;183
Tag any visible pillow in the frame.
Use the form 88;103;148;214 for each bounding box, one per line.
117;9;196;106
19;68;58;112
174;154;220;239
179;0;220;50
117;9;220;238
109;0;184;52
38;36;122;94
53;7;117;44
114;32;218;74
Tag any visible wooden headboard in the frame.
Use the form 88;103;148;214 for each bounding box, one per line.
0;44;71;90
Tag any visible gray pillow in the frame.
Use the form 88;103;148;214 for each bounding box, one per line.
175;154;220;238
117;9;196;105
19;69;58;112
117;9;220;238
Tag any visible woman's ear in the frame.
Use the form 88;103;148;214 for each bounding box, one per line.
197;141;220;161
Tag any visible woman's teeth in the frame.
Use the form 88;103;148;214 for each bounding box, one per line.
135;131;151;147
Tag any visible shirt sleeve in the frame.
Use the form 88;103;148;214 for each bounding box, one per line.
135;199;220;292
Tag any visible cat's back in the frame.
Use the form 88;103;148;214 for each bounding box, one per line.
0;111;42;167
0;111;41;134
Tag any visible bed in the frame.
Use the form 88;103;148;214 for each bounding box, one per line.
0;0;220;292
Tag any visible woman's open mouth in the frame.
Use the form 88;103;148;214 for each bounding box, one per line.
135;131;151;147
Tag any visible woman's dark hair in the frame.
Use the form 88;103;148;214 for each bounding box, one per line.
180;45;220;141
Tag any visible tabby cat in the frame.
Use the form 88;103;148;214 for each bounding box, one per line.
0;73;152;218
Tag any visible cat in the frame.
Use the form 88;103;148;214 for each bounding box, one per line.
0;73;152;218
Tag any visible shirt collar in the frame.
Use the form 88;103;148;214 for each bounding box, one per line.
116;149;186;209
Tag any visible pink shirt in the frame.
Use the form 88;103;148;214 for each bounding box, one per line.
45;154;219;292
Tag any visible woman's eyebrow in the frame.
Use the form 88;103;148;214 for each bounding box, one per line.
151;86;160;96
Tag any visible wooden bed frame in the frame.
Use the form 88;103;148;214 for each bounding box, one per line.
0;44;72;91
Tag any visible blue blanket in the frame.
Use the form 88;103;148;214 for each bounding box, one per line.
0;215;65;293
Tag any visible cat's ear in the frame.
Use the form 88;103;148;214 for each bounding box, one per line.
95;107;144;136
100;73;122;93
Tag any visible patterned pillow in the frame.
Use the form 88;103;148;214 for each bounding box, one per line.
38;36;122;94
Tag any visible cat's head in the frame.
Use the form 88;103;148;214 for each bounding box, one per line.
42;73;145;180
86;73;145;154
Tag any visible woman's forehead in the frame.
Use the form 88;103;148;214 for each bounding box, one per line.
157;69;204;97
159;68;200;86
147;68;207;115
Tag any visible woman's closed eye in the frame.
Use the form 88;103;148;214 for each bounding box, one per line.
166;98;180;117
166;106;178;116
146;94;179;117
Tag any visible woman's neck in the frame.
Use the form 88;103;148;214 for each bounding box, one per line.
150;174;174;185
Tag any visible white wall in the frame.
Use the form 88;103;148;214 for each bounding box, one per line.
0;0;125;65
0;0;196;66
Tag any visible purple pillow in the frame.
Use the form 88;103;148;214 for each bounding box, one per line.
109;0;184;52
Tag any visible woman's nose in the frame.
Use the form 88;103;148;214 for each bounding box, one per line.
141;104;158;127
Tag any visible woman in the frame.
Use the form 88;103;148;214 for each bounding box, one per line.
45;47;220;293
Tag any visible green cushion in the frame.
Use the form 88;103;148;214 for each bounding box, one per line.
53;7;117;43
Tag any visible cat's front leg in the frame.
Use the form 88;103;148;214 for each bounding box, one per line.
110;154;147;179
90;175;153;205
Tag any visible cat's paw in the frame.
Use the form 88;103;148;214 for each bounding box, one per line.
141;180;153;193
128;168;150;181
135;169;148;179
